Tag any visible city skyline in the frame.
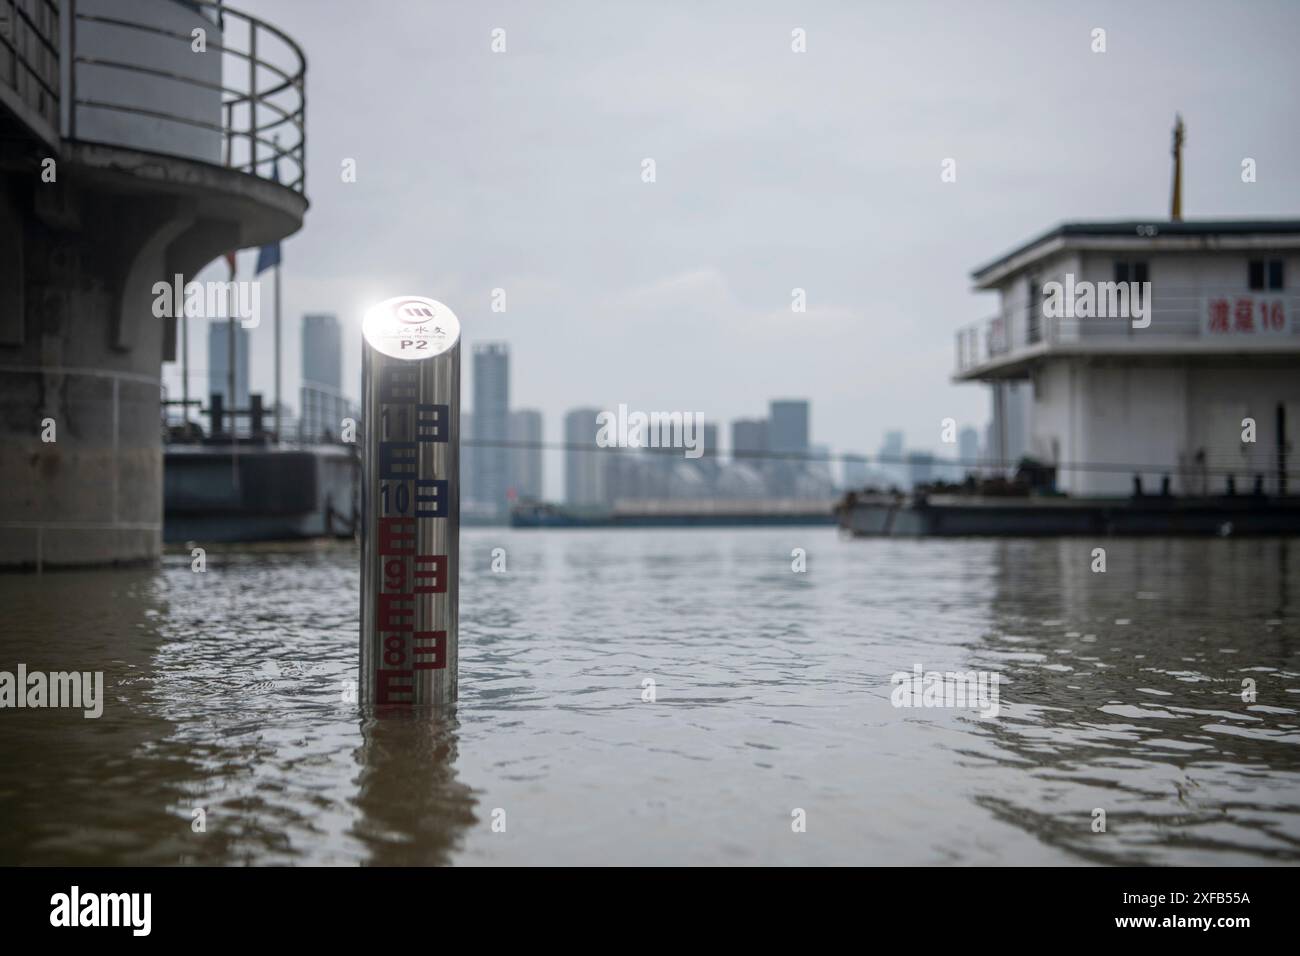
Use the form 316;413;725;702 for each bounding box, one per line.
184;300;995;479
195;302;1007;496
161;1;1300;471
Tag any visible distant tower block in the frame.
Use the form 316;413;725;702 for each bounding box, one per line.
472;343;510;518
509;409;544;502
301;313;344;441
0;1;308;568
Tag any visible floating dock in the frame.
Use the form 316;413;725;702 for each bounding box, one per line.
836;491;1300;536
512;499;837;528
164;444;358;543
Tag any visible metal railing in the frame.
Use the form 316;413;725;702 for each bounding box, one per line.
299;382;356;445
68;0;305;192
956;287;1300;373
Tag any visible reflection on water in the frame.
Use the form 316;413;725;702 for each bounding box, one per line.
353;717;476;866
974;538;1299;864
0;532;1296;865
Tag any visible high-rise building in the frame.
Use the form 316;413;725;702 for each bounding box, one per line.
700;421;720;486
461;411;476;503
472;343;510;517
700;421;718;460
768;400;810;496
768;400;810;454
509;409;544;502
565;408;608;506
301;313;343;441
208;319;250;414
301;313;341;390
731;418;768;464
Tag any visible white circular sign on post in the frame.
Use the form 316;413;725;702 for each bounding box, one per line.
362;296;461;361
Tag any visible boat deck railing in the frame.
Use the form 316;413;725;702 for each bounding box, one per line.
956;287;1300;374
161;383;358;448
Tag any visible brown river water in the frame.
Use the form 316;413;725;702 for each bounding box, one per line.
1;530;1297;865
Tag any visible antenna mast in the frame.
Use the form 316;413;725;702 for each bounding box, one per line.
1170;114;1185;221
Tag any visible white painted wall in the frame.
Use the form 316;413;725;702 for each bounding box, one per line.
991;247;1300;345
1185;366;1300;494
986;379;1032;472
1077;365;1188;496
1026;363;1072;483
1028;361;1300;496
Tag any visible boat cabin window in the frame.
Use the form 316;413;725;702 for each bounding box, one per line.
1113;260;1148;284
1249;258;1284;290
1026;276;1041;343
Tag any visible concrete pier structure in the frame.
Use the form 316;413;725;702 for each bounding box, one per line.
0;0;307;568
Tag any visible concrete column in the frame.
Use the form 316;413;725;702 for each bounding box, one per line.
0;173;186;568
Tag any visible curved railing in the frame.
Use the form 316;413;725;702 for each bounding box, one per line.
67;0;305;193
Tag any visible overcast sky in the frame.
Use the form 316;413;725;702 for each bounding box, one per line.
165;0;1300;493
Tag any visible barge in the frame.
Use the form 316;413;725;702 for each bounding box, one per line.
164;442;358;544
512;499;837;529
836;490;1300;537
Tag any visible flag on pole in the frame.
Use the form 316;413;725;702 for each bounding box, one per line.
256;236;281;274
255;154;282;274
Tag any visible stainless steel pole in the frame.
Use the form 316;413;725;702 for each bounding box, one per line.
360;296;461;712
228;310;238;489
273;259;281;441
181;307;188;429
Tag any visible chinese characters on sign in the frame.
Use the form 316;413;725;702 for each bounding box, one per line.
1203;295;1289;336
